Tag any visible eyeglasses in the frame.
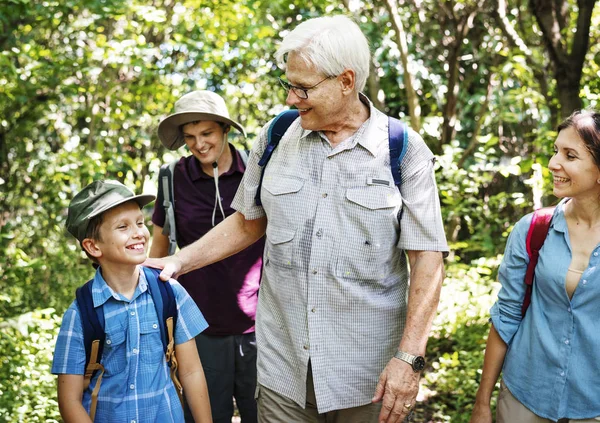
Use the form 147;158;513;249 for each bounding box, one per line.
278;76;334;100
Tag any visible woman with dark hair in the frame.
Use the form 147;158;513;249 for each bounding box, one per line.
470;110;600;423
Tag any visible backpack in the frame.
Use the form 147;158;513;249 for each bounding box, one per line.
75;266;182;421
522;206;555;317
158;150;250;256
254;109;409;206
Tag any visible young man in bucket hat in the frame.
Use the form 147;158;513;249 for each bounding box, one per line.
52;179;212;423
150;91;263;423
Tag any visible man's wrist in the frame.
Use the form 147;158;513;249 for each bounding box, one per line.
393;350;426;372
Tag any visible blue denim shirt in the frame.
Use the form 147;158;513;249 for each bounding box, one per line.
52;266;208;422
491;200;600;420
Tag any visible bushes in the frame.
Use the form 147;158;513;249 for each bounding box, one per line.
0;309;61;423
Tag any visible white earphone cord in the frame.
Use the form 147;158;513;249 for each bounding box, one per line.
211;133;228;227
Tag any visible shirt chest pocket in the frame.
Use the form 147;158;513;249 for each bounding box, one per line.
265;225;296;269
345;185;401;211
336;186;401;281
139;319;164;364
102;329;126;375
262;176;305;216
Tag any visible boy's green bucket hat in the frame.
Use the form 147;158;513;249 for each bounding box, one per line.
66;180;155;242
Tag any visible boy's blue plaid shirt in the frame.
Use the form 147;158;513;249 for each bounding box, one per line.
52;266;208;422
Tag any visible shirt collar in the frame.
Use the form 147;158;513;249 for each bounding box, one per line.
189;143;245;182
92;265;148;307
550;198;570;234
297;93;384;156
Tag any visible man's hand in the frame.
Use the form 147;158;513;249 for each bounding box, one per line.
143;255;183;281
469;402;493;423
372;358;420;423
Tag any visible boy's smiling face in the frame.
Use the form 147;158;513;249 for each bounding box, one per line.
84;201;150;267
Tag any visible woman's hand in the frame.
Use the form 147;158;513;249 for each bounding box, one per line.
469;402;493;423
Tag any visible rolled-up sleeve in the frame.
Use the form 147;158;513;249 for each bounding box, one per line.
397;129;448;254
490;213;532;345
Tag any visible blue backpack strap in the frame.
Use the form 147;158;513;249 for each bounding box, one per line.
255;109;300;206
75;279;105;367
388;117;408;188
143;266;178;357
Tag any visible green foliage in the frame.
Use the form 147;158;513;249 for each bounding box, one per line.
0;309;61;423
1;0;599;420
419;259;501;421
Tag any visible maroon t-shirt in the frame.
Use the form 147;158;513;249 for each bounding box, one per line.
152;145;264;335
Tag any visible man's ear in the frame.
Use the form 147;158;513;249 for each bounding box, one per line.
338;68;356;94
82;238;103;259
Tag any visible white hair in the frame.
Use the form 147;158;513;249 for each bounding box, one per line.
275;15;371;93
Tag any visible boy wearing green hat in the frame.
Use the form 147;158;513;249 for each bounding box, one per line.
51;180;213;423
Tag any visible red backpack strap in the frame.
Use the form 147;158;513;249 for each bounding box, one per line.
522;206;555;317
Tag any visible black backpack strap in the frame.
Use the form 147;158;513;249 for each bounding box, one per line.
75;278;106;421
388;117;408;188
143;267;178;356
142;266;183;406
75;279;105;370
255;110;300;206
158;160;178;255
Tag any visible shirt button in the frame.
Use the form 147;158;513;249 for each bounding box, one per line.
132;348;139;354
130;311;136;316
583;280;588;285
560;371;565;377
594;252;598;257
106;339;112;345
311;307;316;313
131;420;136;423
565;340;570;345
129;384;135;390
316;230;323;238
322;193;328;198
312;269;318;275
303;345;309;350
567;307;571;312
153;324;158;329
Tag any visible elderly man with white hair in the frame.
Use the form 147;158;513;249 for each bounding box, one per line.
147;14;447;423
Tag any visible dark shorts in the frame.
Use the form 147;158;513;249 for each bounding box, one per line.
184;332;258;423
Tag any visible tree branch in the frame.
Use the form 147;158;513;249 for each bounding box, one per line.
529;0;568;64
570;0;596;75
383;0;421;131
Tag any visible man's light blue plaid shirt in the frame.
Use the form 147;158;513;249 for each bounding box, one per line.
52;266;208;422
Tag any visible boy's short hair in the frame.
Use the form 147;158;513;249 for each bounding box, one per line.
66;180;155;243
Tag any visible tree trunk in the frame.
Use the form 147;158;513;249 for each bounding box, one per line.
383;0;421;132
529;0;597;121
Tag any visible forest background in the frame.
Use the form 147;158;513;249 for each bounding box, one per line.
1;0;599;421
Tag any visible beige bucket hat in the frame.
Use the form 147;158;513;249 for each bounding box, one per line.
158;90;246;150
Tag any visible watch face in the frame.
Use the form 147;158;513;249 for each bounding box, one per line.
413;356;426;372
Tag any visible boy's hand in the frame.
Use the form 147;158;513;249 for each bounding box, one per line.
144;256;182;281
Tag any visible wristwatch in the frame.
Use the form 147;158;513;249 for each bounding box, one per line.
394;350;426;372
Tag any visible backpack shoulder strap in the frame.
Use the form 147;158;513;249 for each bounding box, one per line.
75;279;105;373
238;149;250;167
255;110;300;206
75;279;106;421
143;267;177;354
522;206;555;316
142;266;183;405
158;160;178;255
388;116;408;188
